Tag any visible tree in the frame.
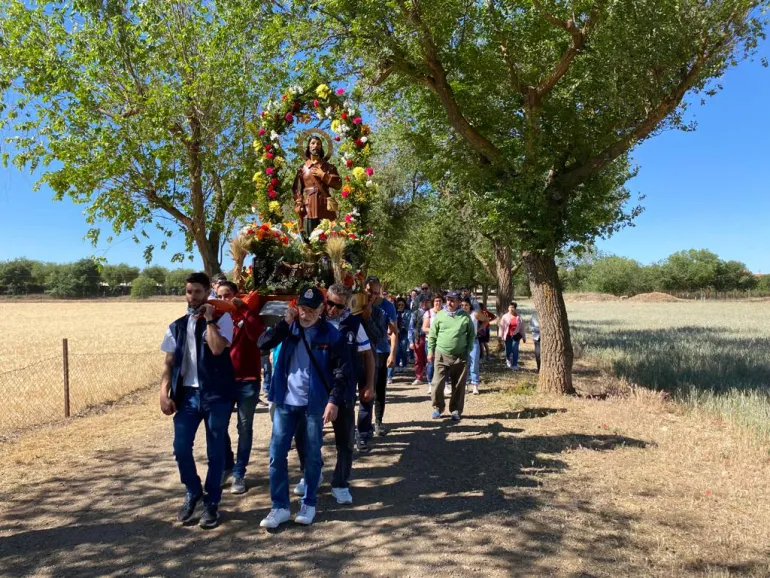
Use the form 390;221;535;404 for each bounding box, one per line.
0;1;285;274
281;0;767;393
130;275;159;298
141;266;168;286
164;268;196;295
0;258;47;295
100;264;140;293
46;259;100;298
584;255;647;295
660;249;722;291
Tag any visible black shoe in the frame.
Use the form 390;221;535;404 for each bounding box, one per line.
176;492;202;523
199;503;219;528
357;437;371;453
374;422;389;437
231;476;247;494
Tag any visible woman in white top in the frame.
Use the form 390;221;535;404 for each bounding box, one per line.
422;295;443;392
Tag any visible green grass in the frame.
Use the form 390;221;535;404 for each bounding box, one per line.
560;301;770;443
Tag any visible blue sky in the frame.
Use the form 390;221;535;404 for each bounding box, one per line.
1;42;769;273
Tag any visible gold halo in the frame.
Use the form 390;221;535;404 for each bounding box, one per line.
297;128;334;161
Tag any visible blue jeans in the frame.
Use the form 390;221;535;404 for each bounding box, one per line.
505;336;520;368
262;358;272;394
426;340;434;383
173;387;233;505
469;339;480;385
396;335;409;368
224;380;259;478
269;404;324;509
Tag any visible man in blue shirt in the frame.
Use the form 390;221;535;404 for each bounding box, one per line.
257;286;349;528
357;275;398;440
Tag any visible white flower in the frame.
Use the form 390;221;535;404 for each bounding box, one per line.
317;113;324;120
240;225;252;236
366;180;374;188
347;107;356;117
325;106;333;118
351;208;360;217
309;228;324;241
270;130;280;141
338;124;349;134
343;100;351;109
288;85;303;96
360;136;368;143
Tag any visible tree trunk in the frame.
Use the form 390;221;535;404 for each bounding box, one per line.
193;232;222;276
481;284;489;308
523;250;575;394
493;240;513;314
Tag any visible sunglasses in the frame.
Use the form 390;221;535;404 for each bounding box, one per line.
326;300;346;310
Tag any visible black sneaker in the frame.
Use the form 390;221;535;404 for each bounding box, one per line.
231;476;247;495
199;503;220;529
374;422;389;437
176;492;202;523
357;437;371;453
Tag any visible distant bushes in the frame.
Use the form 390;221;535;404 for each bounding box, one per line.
0;258;196;297
560;249;764;296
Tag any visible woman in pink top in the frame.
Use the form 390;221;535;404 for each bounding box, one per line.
498;302;526;370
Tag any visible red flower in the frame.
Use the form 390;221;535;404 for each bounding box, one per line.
266;152;274;159
265;143;271;151
282;236;289;245
353;117;362;125
341;112;348;120
336;88;345;95
319;232;328;241
313;99;320;107
367;230;373;235
248;265;253;270
365;167;374;176
341;189;349;198
334;136;341;141
273;231;280;238
258;128;265;136
260;111;266;118
268;191;277;199
285;112;294;122
345;175;350;182
349;233;357;240
266;167;274;175
354;139;363;147
282;94;288;101
345;159;353;168
260;224;270;231
247;229;254;235
270;178;278;186
292;101;301;111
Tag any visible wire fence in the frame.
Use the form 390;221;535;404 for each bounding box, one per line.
0;342;162;437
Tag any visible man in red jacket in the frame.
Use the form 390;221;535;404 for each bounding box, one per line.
216;281;265;494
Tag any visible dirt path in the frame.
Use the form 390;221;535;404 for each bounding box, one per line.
1;355;769;577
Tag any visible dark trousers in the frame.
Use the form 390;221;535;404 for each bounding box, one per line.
534;339;541;372
332;402;355;488
357;352;389;438
431;351;468;415
224;379;259;478
173;387;233;505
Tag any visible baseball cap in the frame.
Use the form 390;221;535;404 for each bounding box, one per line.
297;285;324;308
445;290;460;299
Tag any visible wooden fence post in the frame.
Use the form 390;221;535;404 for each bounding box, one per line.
62;338;70;418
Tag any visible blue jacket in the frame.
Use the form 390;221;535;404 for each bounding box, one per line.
169;315;236;409
258;318;349;414
335;312;363;404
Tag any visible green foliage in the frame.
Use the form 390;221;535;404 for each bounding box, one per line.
130;275;159;298
0;258;48;295
100;264;140;292
0;0;285;272
164;268;195;295
583;256;648;296
46;259;100;298
141;266;168;285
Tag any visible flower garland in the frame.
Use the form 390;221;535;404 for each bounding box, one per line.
251;83;378;228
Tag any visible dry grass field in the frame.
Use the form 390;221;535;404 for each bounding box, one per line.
0;300;184;435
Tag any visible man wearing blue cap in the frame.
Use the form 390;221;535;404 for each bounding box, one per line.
427;290;475;421
257;285;349;528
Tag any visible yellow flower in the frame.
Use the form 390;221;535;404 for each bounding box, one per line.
316;84;331;99
268;201;281;213
274;156;285;168
331;119;341;134
252;140;262;154
352;167;366;182
252;172;265;184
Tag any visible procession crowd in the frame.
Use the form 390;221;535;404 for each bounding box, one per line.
159;272;541;529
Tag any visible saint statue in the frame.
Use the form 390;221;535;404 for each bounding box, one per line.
292;134;342;238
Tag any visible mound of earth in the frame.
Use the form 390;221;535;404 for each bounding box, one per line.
563;292;619;303
628;292;680;302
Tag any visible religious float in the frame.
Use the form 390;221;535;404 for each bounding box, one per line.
228;83;377;319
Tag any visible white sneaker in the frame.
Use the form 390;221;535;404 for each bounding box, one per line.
294;503;316;525
411;379;422;386
260;508;291;529
294;478;306;496
444;384;451;395
331;487;353;505
506;360;512;368
473;385;479;395
427;384;432;394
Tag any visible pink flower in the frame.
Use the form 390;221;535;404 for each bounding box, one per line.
336;88;345;95
285;112;294;122
265;152;274;159
313;99;320;107
341;189;350;198
345;214;352;223
258;128;265;136
268;191;277;199
365;167;374;176
266;167;274;175
353;117;362;125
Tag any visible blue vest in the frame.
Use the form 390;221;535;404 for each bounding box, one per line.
169;315;236;409
337;313;363;404
268;319;346;414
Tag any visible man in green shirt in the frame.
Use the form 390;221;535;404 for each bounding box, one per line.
426;291;475;421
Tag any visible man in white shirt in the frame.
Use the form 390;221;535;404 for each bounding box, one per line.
159;271;236;529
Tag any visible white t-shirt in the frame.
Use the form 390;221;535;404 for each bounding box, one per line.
160;313;234;388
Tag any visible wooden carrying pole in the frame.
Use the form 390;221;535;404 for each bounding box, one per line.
62;338;70;418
